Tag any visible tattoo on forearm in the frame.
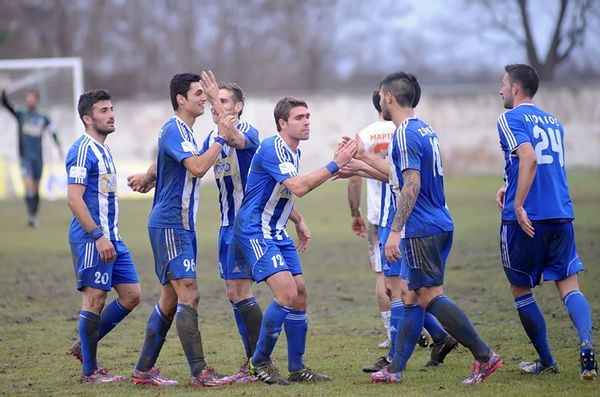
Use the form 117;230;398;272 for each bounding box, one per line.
391;170;420;232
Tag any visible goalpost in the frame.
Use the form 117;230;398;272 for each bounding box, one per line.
0;57;84;199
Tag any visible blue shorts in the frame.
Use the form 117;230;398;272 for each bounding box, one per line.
70;240;139;291
20;157;43;180
499;221;584;288
149;227;197;285
378;226;405;279
228;234;302;283
219;225;252;280
401;231;453;291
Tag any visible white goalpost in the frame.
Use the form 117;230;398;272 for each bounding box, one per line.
0;57;84;200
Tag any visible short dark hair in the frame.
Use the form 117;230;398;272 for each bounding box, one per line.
372;90;382;114
77;89;111;127
379;72;418;108
505;64;539;98
170;73;201;111
274;96;308;132
219;81;245;117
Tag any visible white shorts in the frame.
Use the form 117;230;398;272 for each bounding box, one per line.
368;223;382;272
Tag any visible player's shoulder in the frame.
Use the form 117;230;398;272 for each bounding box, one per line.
237;121;257;134
66;135;94;161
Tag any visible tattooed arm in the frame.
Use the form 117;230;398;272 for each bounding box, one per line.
384;169;420;262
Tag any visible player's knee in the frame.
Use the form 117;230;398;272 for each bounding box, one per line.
275;289;297;307
121;287;142;309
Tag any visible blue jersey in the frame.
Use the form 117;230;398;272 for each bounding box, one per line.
66;133;120;243
388;117;453;238
497;104;573;221
378;182;396;229
201;122;260;226
234;135;299;240
148;117;202;231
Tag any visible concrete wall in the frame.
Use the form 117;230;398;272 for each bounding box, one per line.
2;82;599;180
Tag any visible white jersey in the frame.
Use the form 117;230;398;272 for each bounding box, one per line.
358;120;396;224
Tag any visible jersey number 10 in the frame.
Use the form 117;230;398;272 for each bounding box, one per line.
533;125;564;167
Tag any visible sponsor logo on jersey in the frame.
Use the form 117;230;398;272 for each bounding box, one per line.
100;173;117;193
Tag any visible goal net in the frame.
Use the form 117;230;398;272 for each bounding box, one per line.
0;57;83;199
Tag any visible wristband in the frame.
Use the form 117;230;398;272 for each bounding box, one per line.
214;136;227;146
325;161;340;174
91;226;104;241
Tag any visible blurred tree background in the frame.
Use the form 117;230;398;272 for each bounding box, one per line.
1;0;598;97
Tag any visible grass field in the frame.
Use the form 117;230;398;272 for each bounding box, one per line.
0;173;598;397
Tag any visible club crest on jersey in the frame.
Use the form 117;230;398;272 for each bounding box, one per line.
69;166;87;179
100;173;117;193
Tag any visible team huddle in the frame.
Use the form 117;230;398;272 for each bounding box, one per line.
63;64;597;387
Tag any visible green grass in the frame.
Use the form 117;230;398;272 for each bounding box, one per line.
0;173;598;396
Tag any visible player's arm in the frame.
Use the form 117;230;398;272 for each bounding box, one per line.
290;208;311;252
513;142;537;237
46;121;64;158
225;125;250;149
282;139;358;198
128;162;156;193
348;176;367;237
67;184;116;263
353;135;390;177
385;169;420;262
183;112;237;177
1;89;18;118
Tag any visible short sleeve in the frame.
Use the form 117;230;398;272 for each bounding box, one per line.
497;111;530;153
241;123;260;151
66;144;93;185
162;125;198;164
260;140;297;183
397;127;422;172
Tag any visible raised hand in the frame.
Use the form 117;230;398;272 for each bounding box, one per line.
217;112;237;140
334;138;358;168
200;70;223;115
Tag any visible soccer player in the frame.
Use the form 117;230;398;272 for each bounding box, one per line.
347;90;396;350
65;89;141;384
496;63;596;380
356;72;502;385
229;96;358;385
341;89;456;373
127;72;236;387
200;82;262;383
2;89;63;227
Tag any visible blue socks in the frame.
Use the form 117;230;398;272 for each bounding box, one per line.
424;312;448;343
515;293;555;366
79;311;100;376
563;290;593;344
98;299;131;340
252;300;290;366
389;304;424;373
232;301;252;358
427;295;491;362
284;309;307;372
136;304;174;371
388;300;404;359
